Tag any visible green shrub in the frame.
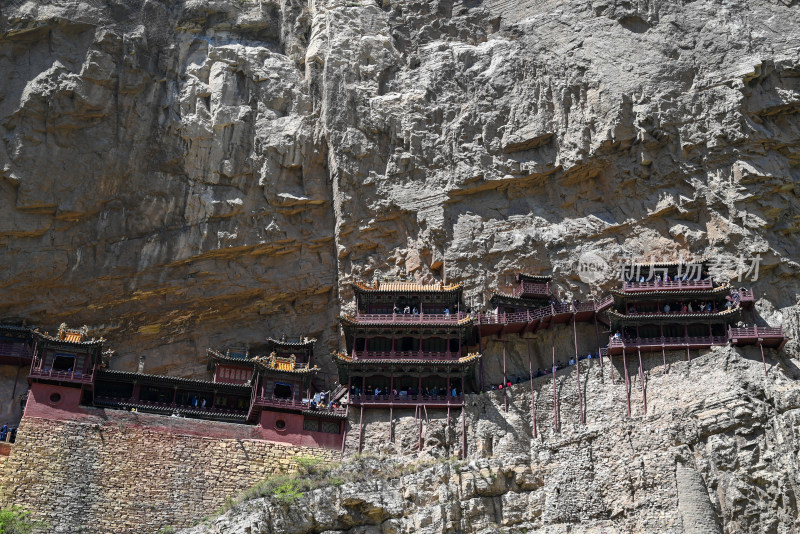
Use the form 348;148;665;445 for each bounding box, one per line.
0;507;44;534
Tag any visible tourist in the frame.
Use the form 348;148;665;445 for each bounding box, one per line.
663;303;670;313
403;305;410;314
444;307;450;315
452;387;457;397
191;395;198;407
9;427;16;443
201;398;207;408
688;302;693;313
0;424;7;442
412;307;418;315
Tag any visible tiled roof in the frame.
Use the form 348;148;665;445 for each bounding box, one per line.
353;281;463;293
516;274;552;282
608;307;741;322
302;409;347;420
611;283;731;298
97;369;251;391
266;337;316;348
207;348;256;366
251;354;320;375
93;399;248;421
33;329;105;347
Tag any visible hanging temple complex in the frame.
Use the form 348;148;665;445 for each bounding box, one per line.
0;261;787;457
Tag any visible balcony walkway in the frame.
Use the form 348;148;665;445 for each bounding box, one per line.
475;297;613;337
605;326;787;355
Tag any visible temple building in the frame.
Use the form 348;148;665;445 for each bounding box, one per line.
606;261;787;355
604;261;787;416
23;326;345;449
489;274;553;315
333;279;481;452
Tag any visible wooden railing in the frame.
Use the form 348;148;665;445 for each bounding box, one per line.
29;366;94;383
608;335;728;348
729;326;783;338
354;312;468;324
622;279;713;291
512;282;550;298
596;295;614;310
349;393;463;405
252;396;305;409
476;300;604;325
252;395;347;415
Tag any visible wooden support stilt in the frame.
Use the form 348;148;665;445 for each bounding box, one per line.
623;348;631;418
662;347;667;374
527;338;536;438
460;374;466;458
552;333;559;432
357;404;365;453
389;405;394;443
638;348;647;415
573;317;584;424
461;406;466;459
593;315;603;369
502;340;508;412
479;331;485;391
418;406;423;451
609;352;615;382
760;341;768;377
686;347;690;362
11;364;21;399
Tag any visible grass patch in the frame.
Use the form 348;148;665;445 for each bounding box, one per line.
215;453;466;518
0;506;46;534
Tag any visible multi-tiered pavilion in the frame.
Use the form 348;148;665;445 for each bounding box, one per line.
604;260;787;416
333;279;481;452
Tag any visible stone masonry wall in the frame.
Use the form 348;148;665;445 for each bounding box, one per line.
0;413;336;534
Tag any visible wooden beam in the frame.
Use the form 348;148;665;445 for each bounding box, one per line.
638;348;647;415
623;348;631;418
573;316;584;424
528;338;536;438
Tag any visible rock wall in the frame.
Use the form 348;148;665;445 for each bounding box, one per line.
0;0;798;381
0;364;28;425
184;345;800;533
0;412;336;534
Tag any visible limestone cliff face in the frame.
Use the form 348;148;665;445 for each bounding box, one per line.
0;0;798;378
182;347;800;533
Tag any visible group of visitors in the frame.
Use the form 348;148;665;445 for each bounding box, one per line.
626;299;727;314
391;305;455;315
1;424;18;443
349;384;460;398
308;390;342;411
485;353;602;391
189;395;208;408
